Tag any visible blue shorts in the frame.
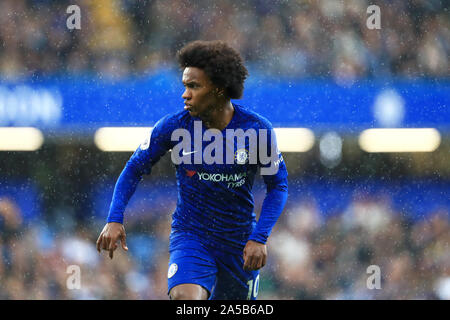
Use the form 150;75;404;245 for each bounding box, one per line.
167;236;260;300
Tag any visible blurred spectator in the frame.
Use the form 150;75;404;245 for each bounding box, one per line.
0;0;448;300
0;191;448;299
0;0;448;80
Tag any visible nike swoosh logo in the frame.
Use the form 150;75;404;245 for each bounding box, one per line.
182;150;198;156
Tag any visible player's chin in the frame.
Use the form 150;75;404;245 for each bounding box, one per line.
185;106;197;116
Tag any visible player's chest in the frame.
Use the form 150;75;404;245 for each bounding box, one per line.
172;122;260;170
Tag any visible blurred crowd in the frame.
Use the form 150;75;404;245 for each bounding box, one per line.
1;193;448;300
0;0;448;80
0;0;449;300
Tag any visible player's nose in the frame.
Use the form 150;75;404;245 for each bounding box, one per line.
182;88;191;100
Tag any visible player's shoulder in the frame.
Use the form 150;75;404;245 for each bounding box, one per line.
154;109;191;130
233;104;273;130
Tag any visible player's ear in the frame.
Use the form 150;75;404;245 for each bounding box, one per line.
215;87;225;97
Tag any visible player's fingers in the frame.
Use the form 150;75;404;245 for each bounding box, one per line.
253;255;261;270
108;238;117;251
261;254;267;268
96;235;102;252
109;236;119;259
251;256;260;270
243;256;249;270
253;253;263;269
244;255;254;271
120;233;128;251
256;252;266;270
257;255;265;270
102;236;110;251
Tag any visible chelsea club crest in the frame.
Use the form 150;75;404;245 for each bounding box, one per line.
235;148;249;165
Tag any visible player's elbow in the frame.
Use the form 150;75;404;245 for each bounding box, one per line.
266;179;288;193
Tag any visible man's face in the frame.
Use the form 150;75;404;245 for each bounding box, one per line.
182;67;221;118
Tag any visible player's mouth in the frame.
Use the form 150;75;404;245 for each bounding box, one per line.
184;104;194;111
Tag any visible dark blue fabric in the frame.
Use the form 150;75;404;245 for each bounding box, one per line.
168;232;260;300
107;104;288;253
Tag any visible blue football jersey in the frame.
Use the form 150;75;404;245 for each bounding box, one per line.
108;104;288;254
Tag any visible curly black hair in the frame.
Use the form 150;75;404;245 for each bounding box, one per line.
177;40;249;99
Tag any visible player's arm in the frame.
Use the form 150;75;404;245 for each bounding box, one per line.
96;115;175;259
243;121;288;271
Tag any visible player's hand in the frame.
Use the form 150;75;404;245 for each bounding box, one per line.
96;222;128;259
243;240;267;271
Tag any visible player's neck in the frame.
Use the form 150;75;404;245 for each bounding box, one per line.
201;100;234;131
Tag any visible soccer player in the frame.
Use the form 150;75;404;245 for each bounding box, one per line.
96;40;288;300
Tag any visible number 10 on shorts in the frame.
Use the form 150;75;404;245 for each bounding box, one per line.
247;274;260;300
